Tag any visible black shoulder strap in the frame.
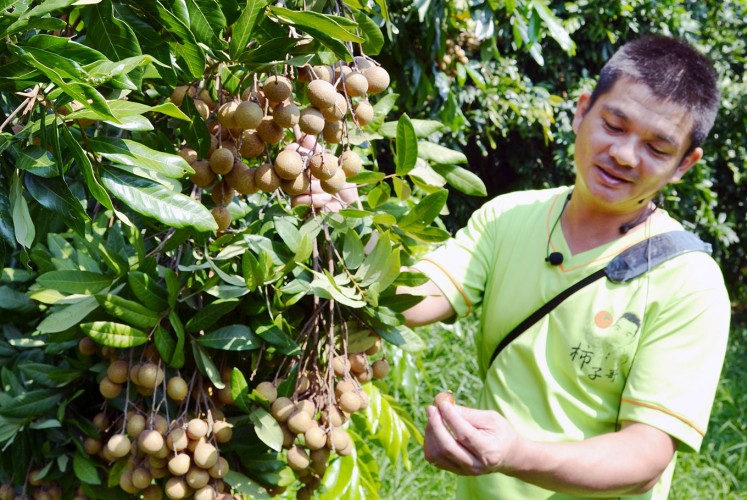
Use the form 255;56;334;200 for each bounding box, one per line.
487;231;711;367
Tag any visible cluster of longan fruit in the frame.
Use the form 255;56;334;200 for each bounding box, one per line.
171;56;390;232
255;335;389;498
0;478;63;500
75;338;239;499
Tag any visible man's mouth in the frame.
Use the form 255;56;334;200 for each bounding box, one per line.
596;165;633;186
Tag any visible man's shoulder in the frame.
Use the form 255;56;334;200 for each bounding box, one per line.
480;186;570;216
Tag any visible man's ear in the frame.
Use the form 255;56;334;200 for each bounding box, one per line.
671;147;703;183
572;92;592;134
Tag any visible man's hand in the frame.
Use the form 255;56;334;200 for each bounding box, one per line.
424;399;522;476
292;178;360;212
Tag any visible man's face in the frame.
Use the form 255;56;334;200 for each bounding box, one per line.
571;78;702;216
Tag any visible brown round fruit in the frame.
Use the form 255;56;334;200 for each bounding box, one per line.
326;428;351;453
107;360;130;384
209;148;235;176
339;150;362;177
193;441;219;469
187;418;209;440
280;172;310;196
193;99;211;120
287;445;310;471
239;130;265;159
138;362;164;389
348;353;368;373
186;467;210;489
319;167;346;195
372;359;390;379
167;428;189;452
131;467;152;490
126;413;146;439
255;381;278;403
212;206;231;232
263;75;293;103
212;420;233;444
354;101;374;126
254;162;281;193
256;116;285;144
99;377;122;399
83;437;102;455
179;147;198;164
208;457;229;479
193;485;215;500
306;80;337;109
286;410;313;435
272;101;300;129
164;477;190;500
167;376;189;402
139;429;165;455
342;72;369;97
363;66;391;95
271;397;296;423
304;426;327;450
320;93;348;122
78;336;97;356
322;120;343;144
216;101;239;128
233;100;263;130
434;391;456;406
224;161;258;195
106;434;131;458
190;159;216;188
210;180;235;206
273;150;304;180
170;85;191;106
331;356;350;377
168;453;192;476
308;152;338;180
338;391;362;413
298;107;325;135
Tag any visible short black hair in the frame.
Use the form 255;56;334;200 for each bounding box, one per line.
587;35;720;153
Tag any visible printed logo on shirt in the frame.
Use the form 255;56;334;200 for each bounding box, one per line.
570;312;642;383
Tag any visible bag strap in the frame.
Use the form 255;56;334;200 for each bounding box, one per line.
487;231;712;367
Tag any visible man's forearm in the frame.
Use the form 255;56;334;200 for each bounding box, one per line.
505;422;676;497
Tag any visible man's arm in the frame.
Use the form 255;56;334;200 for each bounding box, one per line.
399;279;456;327
425;401;676;497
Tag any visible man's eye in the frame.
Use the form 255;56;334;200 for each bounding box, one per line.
603;120;622;132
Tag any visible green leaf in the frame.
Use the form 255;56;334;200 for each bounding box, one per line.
224;470;271;499
431;163;487;197
230;368;252;412
15;144;59;178
18;363;82;388
37;295;99;333
25;174;89;234
395;114;418;175
248;407;283;452
81;321;149;348
73;452;101;485
398;189;448;230
95;294;161;329
273;218;300;253
0;285;35;312
417;141;467;165
185;298;240;332
270;7;364;42
0;389;62;418
128;272;169;312
379;119;444;138
252;322;300;355
153;325;177;368
237;37;301;66
37;270;111;294
86;0;143;64
229;0;269;60
101;168;218;231
192;342;224;389
59;124;114;212
89;138;192;178
10;172;35;248
185;0;228;49
178;96;212;159
168;310;186;369
193;324;262;351
353;11;384;55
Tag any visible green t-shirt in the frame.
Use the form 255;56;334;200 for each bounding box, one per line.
414;187;731;499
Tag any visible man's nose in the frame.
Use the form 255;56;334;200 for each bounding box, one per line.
609;136;639;168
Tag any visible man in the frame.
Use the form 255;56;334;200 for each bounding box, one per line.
404;35;730;499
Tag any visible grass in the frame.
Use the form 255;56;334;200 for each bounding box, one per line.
377;317;747;499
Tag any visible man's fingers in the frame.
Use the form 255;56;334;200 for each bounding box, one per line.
425;405;480;473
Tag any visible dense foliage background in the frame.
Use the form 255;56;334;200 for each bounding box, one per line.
1;0;745;498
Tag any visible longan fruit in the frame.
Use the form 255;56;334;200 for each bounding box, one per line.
170;85;191;106
363;66;391;95
372;359;390;379
78;336;97;356
335;379;355;398
331;356;350;377
168;453;192;476
287;445;310;471
354;100;374;126
342;72;369;97
208;456;229;479
298;107;325;135
142;484;163;500
167;428;189;452
164;477;190;500
99;377;122;399
193;99;211;120
208;148;235;176
348;353;368;374
212;206;231;232
178;147;198;165
216;386;234;405
198;88;216;109
83;437;102;455
280;171;310;196
338;391;362;413
355;366;374;383
216;101;238;128
296;399;316;418
106;433;131;458
190;160;216;188
193;441;218;469
263;75;293;103
152;414;169;435
308;152;338;180
186;467;210;489
321;406;344;428
256;116;285;144
272;101;300;129
138;362;164;389
255;381;278;403
254;162;281;193
139;429;165;455
304;426;327;450
233;100;263;130
273;149;304;180
352;56;374;70
320;93;348;122
167;376;189;402
322;120;343;144
239;130;265;159
319;167;346;194
340;149;363;177
311;65;334;82
212;420;233;443
187;418;209;440
286;410;313;434
193;485;215;500
126;413;147;438
333;65;352;86
210;180;235;206
271;397;295;423
224;161;258;195
131;467;152;490
107;359;129;384
310;447;330;465
434;391;455;406
306;80;337;109
326;428;351;453
92;412;109;431
119;470;138;494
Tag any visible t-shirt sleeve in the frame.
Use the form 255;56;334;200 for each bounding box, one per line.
618;253;730;453
412;199;502;318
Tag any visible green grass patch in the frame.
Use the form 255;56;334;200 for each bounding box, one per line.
379;318;747;498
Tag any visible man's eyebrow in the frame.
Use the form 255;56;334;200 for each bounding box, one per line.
601;104;678;147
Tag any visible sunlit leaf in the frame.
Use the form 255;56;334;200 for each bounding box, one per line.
193;324;262;351
395;114;418;175
37;270;111;294
81;321;149;348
